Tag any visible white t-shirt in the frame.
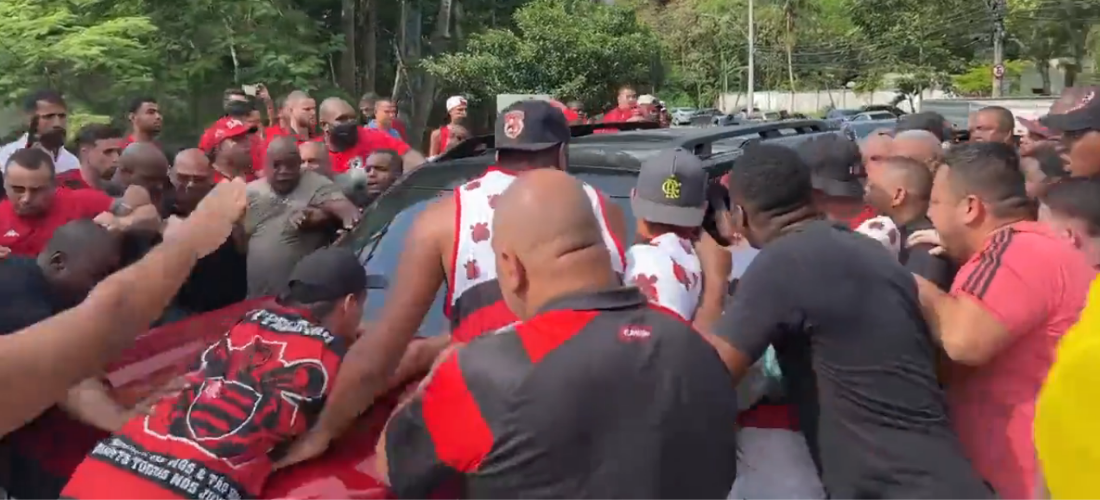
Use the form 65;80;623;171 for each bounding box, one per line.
624;232;703;321
0;134;80;173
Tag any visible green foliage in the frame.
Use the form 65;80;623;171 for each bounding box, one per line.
951;60;1027;96
423;0;658;111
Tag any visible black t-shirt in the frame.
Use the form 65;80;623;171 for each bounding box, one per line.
0;257;60;335
898;216;957;291
715;220;991;498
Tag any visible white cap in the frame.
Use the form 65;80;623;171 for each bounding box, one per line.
638;94;656;105
855;216;901;258
446;96;467;112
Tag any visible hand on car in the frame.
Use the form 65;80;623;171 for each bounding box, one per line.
273;426;333;471
906;229;945;256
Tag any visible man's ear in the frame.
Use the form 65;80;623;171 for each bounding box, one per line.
48;251;65;273
892;187;907;208
961;194;982;225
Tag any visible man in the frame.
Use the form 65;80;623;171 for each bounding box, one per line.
113;143;171;209
864;155;955;290
0;178;246;439
429;95;468;157
601;85;639;123
1019;86;1098;158
567;100;588;124
244;137;360;298
0;90;79;174
123;96;162;148
1039;176;1100;268
362;92;408;141
319;97;423;175
299;140;332;177
200;110;258;182
277;100;629;464
800;134;875;228
703;143;991;498
916;142;1095;498
0;149;155;256
367;97;403;140
168;149;247;313
223;88;250;108
1021;145;1067;198
860;129;893;172
897;110;951;144
380;169;737;498
0;220;124;498
266;91;316;143
58;124;125;191
891;129;944;169
624;148;707;321
1040;86;1100;177
62;247;369;500
334;149;403;207
968;106;1015;145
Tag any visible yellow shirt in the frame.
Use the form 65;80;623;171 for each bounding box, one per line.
1035;275;1100;498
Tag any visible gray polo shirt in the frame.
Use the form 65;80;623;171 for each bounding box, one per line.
244;171;347;298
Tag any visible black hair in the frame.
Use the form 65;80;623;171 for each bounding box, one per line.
369;149;403;174
978;106;1015;134
77;123;124;148
882;155;933;200
897;111;948;142
127;96;157;115
7;148;55;174
1041;177;1100;236
223;88;247;100
23;89;66;113
1030;145;1067;179
729;144;813;215
225;99;255;119
942;142;1031;218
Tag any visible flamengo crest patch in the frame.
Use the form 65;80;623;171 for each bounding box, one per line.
503;111;525;139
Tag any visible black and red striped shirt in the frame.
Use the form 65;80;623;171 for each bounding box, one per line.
385;288;738;498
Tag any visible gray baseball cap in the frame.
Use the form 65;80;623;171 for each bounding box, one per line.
632;148;708;227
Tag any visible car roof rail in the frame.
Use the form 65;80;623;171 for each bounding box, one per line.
670;119;829;157
432;121;662;162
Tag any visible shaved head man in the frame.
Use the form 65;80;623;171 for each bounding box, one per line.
861;130;894;173
969;106;1015;145
286;101;630;463
298;141;331;177
171;149;215;214
318;97;424;176
380;168;739;499
116;143;170;205
891;130;943;170
270;90;316;142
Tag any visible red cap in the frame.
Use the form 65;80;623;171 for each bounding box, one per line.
199;117;257;153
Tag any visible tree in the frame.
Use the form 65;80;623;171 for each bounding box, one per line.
423;0;659;112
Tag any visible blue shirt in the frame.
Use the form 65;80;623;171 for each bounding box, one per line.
366;120;402;140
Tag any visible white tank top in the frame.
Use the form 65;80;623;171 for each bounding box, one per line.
446;167;626;317
624;232;703;321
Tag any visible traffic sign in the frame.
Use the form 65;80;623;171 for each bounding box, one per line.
993;64;1006;79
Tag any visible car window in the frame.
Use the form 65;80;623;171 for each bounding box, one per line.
356;171;637;337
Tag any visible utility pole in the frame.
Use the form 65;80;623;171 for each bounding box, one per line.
990;0;1006;97
747;0;755;116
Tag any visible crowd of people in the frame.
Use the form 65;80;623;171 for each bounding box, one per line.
0;80;1095;500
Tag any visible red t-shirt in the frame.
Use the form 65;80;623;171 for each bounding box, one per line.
55;170;95;190
947;221;1095;499
0;188;114;255
847;205;877;230
263;125;313;144
61;306;345;500
328;128;411;175
601;107;634;123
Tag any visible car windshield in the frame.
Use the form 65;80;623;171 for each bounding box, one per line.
348;167;637;338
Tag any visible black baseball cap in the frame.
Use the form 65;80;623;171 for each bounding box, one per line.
281;247;386;303
1041;88;1100;133
495;100;571;152
632;148;708;226
798;134;864;199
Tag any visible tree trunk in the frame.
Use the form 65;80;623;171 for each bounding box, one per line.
1037;61;1051;94
361;0;378;94
340;0;358;93
785;13;796;112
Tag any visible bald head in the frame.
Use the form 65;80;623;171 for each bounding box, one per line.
320;97;356;124
881;156;933;201
860;132;894;171
285;90;310;107
116;142;170;194
119;143;168;173
492;170;615;318
267;136;299;158
39;219;121;300
173;148;212;177
891;130;943;167
299;141;331;176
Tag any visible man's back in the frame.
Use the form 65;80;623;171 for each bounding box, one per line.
727;220;989;497
385;288;737;498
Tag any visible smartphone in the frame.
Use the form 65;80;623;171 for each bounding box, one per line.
241;84;259;97
25;115;39;147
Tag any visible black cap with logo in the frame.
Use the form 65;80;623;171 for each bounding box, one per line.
1041;88;1100;133
281;247;387;303
495;100;571;152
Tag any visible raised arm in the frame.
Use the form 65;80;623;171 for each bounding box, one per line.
0;179;246;437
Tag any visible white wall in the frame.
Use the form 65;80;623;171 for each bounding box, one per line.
716;89;947;114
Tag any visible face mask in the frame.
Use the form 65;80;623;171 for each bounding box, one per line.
330;122;360;149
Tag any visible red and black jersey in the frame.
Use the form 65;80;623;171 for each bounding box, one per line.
61;306;345;500
384;288;738;498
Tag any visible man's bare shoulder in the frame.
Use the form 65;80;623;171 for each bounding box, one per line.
412;191;456;241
